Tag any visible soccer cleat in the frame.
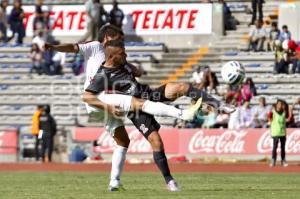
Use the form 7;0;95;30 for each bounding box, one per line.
167;179;181;192
108;184;125;192
219;102;236;114
181;98;202;121
281;160;288;167
108;180;125;192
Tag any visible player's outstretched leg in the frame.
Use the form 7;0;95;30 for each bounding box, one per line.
131;97;203;121
163;82;235;113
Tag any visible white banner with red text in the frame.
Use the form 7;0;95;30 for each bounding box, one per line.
9;3;212;36
73;128;300;155
0;130;18;155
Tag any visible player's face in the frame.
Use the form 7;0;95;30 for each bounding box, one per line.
276;101;284;112
112;47;127;67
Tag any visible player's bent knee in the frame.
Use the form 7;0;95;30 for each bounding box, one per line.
113;126;130;148
147;132;164;151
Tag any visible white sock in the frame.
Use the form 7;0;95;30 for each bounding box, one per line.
142;100;183;119
110;145;127;185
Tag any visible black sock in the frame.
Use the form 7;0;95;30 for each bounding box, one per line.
153;151;173;184
187;83;220;107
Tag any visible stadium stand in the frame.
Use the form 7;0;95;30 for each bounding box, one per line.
0;0;299;131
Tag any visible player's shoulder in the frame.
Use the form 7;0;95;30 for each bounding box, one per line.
78;41;102;49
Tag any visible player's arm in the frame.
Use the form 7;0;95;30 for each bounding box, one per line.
44;43;79;53
126;62;144;77
82;91;124;117
82;74;124;116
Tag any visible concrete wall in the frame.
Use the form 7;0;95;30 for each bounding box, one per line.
279;2;300;41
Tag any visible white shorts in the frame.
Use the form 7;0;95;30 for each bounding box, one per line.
85;92;133;136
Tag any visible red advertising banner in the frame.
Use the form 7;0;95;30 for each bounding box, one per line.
0;130;18;154
73;128;300;155
6;4;212;36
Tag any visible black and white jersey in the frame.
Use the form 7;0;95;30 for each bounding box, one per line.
85;64;149;97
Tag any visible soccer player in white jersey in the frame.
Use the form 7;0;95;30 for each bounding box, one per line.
45;25;138;191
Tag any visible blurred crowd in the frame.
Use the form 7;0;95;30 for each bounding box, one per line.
174;65;300;129
29;0;124;76
0;0;124;76
246;19;300;74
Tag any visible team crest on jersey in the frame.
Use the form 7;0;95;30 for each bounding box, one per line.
139;124;149;134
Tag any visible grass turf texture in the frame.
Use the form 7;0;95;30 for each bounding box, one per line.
1;172;300;199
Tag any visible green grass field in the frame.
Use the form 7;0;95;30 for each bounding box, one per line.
1;172;300;199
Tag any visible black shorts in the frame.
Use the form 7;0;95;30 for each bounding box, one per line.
140;84;170;102
128;111;161;139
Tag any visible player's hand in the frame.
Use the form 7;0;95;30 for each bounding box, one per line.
108;105;124;117
44;43;53;51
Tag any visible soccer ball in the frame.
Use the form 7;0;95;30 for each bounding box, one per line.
221;61;245;85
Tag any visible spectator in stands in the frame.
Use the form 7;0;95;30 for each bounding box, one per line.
184;99;205;128
202;106;217;128
191;65;219;94
8;0;25;44
51;43;66;75
30;43;43;75
191;66;202;85
292;43;300;74
33;0;49;35
228;99;241;129
32;30;46;51
283;100;295;128
39;105;57;163
0;0;8;42
253;97;271;128
267;22;280;51
80;0;99;42
241;77;257;102
279;25;291;42
98;3;109;30
287;40;300;74
240;101;255;128
226;85;243;106
109;0;124;29
71;53;84;76
247;20;267;52
249;0;263;26
292;98;300;128
219;0;238;31
274;40;289;74
268;99;288;167
31;105;44;161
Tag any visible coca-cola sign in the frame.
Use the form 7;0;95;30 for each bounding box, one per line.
188;130;247;154
0;130;17;154
74;128;300;155
96;129;151;153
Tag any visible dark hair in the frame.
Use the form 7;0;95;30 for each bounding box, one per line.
282;25;288;29
37;105;44;109
31;43;40;52
44;105;51;114
271;22;277;27
104;39;124;49
98;24;124;43
246;77;255;87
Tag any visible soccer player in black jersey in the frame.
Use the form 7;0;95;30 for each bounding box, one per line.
83;40;235;191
